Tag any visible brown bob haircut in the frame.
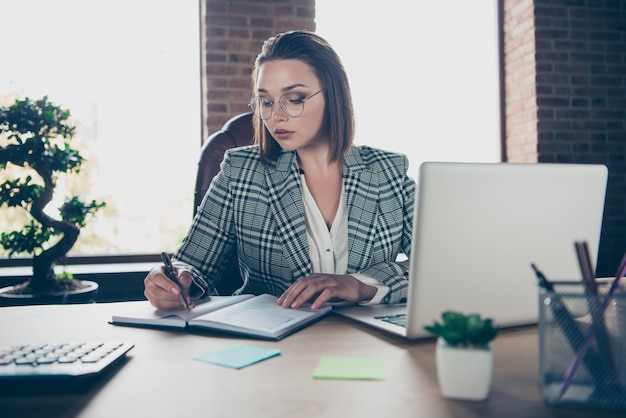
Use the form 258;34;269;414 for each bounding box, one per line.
251;30;355;164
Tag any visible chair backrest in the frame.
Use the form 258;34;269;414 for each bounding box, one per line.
194;112;255;211
193;112;254;294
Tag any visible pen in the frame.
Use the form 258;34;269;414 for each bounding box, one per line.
573;241;617;393
557;251;626;398
531;263;554;291
532;264;594;350
531;263;605;395
161;251;190;311
574;241;598;294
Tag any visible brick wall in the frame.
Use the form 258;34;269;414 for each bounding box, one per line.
503;0;538;163
503;0;626;276
199;0;315;140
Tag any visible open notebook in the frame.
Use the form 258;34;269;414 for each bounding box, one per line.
111;294;332;341
335;162;608;339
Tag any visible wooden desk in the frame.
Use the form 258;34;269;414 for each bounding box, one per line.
0;302;623;418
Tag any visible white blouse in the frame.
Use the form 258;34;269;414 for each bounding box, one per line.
300;174;389;305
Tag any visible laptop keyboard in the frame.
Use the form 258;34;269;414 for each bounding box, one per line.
375;313;407;327
0;341;134;381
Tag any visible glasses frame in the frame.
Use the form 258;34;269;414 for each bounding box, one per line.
248;90;322;120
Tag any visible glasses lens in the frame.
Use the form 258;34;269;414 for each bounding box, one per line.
279;93;305;118
250;97;273;120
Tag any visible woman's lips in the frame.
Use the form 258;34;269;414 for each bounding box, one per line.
274;128;294;140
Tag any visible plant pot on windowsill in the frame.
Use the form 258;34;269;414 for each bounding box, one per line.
424;311;498;401
0;278;99;306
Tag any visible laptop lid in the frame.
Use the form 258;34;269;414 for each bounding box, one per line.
336;162;608;339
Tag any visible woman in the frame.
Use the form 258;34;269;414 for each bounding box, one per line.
144;30;416;310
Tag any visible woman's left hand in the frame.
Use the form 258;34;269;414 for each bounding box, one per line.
277;274;377;310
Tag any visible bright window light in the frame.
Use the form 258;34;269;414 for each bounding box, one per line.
0;0;200;256
316;0;501;181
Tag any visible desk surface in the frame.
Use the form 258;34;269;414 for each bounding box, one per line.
0;301;623;418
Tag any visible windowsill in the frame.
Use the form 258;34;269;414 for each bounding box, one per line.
0;262;156;278
0;263;153;303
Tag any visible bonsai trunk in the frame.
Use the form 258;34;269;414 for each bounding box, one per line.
23;162;81;294
29;226;79;292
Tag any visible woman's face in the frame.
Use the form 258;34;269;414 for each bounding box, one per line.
255;59;326;153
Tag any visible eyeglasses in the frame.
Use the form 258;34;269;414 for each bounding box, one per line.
248;90;322;120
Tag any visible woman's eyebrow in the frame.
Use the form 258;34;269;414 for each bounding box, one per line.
281;83;307;92
256;83;308;94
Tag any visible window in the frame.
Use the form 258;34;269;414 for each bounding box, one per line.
2;1;500;264
1;0;200;259
316;0;501;181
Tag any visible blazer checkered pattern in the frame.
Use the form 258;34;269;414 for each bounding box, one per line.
174;144;416;304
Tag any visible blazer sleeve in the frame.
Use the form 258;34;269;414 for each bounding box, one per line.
357;171;415;304
172;149;239;298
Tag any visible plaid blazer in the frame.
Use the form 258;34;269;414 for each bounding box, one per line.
174;144;416;304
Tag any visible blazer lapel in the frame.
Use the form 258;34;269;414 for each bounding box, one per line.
264;148;380;278
265;151;312;279
343;147;379;271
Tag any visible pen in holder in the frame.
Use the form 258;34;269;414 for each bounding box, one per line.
538;274;626;411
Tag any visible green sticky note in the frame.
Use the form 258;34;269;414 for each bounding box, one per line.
312;356;387;380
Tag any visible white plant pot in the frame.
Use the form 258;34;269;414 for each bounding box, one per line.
435;337;494;401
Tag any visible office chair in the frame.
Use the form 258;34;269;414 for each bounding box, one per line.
194;112;254;294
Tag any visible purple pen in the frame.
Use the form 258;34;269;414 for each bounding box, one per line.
557;251;626;397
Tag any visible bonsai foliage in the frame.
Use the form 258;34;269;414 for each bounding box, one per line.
424;310;498;349
0;96;105;294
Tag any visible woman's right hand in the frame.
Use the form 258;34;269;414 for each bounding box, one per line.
143;265;194;310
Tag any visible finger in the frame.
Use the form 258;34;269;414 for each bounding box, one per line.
290;286;323;309
278;278;313;308
144;268;184;308
310;288;336;310
144;283;181;309
150;267;182;294
292;275;358;309
288;278;329;309
177;270;193;292
144;280;178;308
177;270;195;309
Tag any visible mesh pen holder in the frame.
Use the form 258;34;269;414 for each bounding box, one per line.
539;282;626;411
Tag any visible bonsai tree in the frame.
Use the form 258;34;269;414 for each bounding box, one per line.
0;96;105;295
424;310;498;349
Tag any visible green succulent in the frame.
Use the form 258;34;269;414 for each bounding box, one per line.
424;310;498;349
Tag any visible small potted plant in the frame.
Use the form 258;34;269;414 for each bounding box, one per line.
0;96;105;305
424;310;498;401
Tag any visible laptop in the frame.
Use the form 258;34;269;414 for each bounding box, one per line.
335;161;608;339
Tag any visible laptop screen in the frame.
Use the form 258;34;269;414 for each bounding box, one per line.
405;162;608;338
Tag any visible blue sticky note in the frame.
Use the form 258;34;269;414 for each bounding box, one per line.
194;344;281;369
